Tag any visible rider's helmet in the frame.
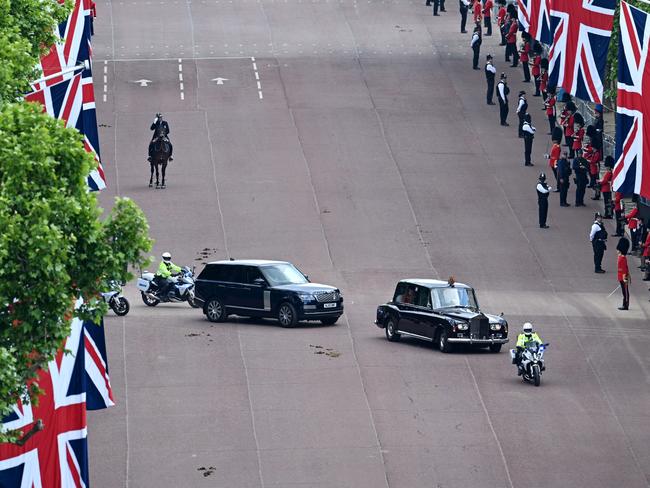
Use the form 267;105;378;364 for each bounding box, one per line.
162;252;172;262
522;322;533;335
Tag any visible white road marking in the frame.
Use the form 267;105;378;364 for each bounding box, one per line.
103;60;108;102
251;57;262;100
178;59;184;100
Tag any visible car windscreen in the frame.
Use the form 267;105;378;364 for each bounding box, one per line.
431;287;478;309
260;264;309;286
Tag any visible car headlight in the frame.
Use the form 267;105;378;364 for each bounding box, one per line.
490;323;502;331
456;322;469;331
298;293;315;303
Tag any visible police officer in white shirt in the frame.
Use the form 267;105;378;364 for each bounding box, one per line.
497;73;509;126
485;54;497;104
536;173;551;228
522;113;536;166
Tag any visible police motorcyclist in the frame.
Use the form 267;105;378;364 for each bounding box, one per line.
148;113;173;162
514;322;543;375
154;252;182;299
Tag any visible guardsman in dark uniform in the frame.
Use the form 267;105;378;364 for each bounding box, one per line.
522;113;535;166
497;73;510;126
614;192;624;236
536;173;550;228
590;212;608;273
471;26;482;69
516;91;528;137
573;154;589;207
485;54;496;104
556;153;571;207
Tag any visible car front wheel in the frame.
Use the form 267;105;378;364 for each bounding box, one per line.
205;298;227;323
385;317;401;342
438;330;452;353
278;302;298;328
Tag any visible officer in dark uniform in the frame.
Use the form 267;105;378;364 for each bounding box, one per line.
432;0;440;15
516;90;528;137
471;26;482;69
497;73;510;126
522;113;535;166
485;54;496;104
536;173;550;229
573;154;589;207
556;152;571;207
148;113;173;162
590;213;608;273
459;0;470;33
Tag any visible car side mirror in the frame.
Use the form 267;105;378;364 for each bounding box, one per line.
253;278;267;287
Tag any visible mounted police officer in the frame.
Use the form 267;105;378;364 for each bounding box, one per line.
148;113;173;162
590;212;608;274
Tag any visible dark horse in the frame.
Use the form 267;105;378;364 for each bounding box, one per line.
148;131;171;189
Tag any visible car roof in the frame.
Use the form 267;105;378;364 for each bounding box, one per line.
207;259;291;267
399;279;472;289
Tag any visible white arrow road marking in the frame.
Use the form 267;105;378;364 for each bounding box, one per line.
132;79;152;87
211;77;229;85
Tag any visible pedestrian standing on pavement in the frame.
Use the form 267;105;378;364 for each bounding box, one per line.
544;88;557;134
537;173;551;228
617;237;631;310
522;113;535;166
471;26;482;69
497;73;510;126
614;192;625;237
459;0;470;33
516;91;528;137
573;154;589;207
497;1;507;45
520;34;531;82
598;156;614;218
590;212;608;273
485;54;496;104
556;153;571;207
483;0;493;35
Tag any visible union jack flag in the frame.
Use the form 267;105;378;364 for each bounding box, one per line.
25;73;106;192
613;1;650;199
517;0;552;44
547;0;615;104
0;318;89;487
83;320;114;410
35;0;106;191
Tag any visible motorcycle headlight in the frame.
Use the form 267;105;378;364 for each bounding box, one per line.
490;323;502;331
298;293;316;303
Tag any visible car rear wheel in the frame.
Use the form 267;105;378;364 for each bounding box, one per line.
438;330;452;353
205;298;227;323
278;302;298;328
489;344;502;353
385;317;401;342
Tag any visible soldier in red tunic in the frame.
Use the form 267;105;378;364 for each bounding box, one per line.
617;238;631;310
544;88;556;134
613;192;624;237
598;156;614;218
520;35;531;82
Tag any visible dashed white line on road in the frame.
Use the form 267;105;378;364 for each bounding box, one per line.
251;56;263;100
178;59;184;100
103;61;108;102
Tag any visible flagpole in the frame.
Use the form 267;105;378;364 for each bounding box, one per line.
30;60;90;89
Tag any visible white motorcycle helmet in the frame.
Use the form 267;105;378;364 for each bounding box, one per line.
522;322;534;335
162;252;172;262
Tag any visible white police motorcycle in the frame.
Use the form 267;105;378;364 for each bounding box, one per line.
101;281;130;316
137;266;199;308
511;342;549;387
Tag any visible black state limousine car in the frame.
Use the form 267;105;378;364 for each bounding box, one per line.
375;279;509;353
194;260;343;327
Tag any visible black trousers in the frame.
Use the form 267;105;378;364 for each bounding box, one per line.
603;192;612;218
499;101;509;124
500;26;506;45
486;78;495;103
631;228;640;251
472;46;480;68
524;136;533;165
522;62;530;82
538;199;548;227
615;210;624;235
460;8;468;32
440;0;445;10
518;113;525;137
484;16;492;35
433;0;439;15
508;44;519;66
592;242;605;271
576;179;587;205
620;280;629;309
559;180;569;205
533;76;541;96
548;114;555;133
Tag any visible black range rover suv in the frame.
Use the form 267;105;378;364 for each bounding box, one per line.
194;260;343;327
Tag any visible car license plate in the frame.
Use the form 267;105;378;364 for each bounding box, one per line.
324;302;337;308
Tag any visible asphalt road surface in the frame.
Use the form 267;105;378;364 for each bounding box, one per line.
92;1;650;486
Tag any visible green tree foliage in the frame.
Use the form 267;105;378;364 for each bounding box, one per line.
0;104;153;442
605;0;650;102
0;0;70;101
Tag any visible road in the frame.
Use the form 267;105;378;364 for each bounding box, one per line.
91;0;650;486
